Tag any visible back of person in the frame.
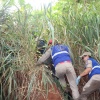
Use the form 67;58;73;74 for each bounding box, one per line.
89;57;100;67
51;44;80;100
88;57;100;79
51;44;71;67
36;42;79;100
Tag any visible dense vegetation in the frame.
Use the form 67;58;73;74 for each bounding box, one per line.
0;0;100;100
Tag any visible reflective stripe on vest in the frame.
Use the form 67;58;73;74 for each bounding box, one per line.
89;66;100;75
52;51;69;59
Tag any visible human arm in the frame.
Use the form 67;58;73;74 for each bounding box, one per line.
79;67;92;77
36;48;51;66
76;67;92;85
76;60;92;85
79;60;92;77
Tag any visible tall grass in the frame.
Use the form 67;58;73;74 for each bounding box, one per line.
52;0;100;99
52;0;100;61
0;2;62;100
0;0;100;100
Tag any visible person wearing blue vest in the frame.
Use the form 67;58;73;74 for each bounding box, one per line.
76;52;100;100
36;40;80;100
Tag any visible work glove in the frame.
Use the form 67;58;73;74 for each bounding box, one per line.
76;76;81;85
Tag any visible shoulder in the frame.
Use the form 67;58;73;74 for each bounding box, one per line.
85;60;92;68
86;60;92;64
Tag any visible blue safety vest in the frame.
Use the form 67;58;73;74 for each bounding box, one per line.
87;58;100;79
51;44;71;67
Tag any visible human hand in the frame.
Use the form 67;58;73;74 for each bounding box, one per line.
76;76;81;85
